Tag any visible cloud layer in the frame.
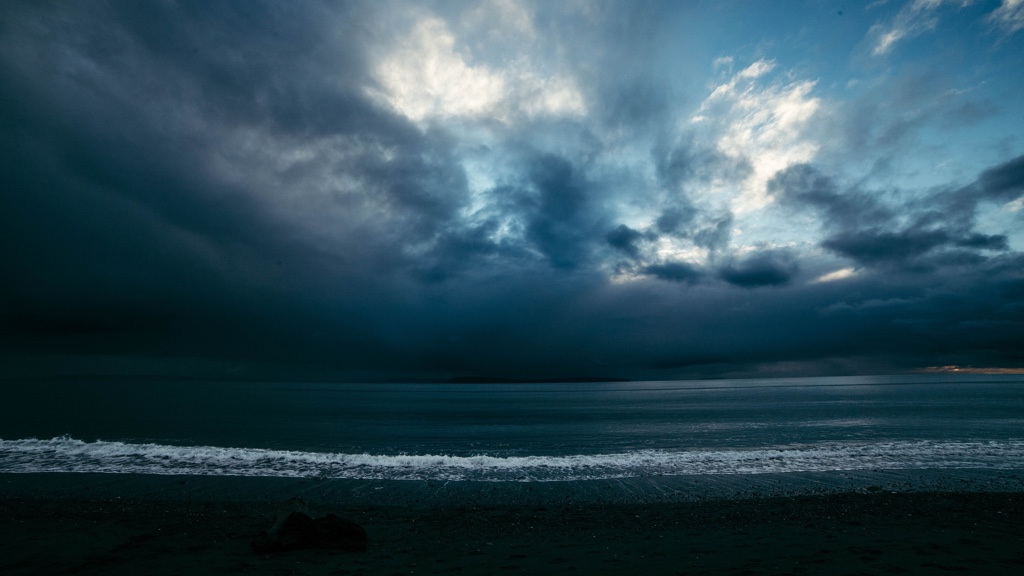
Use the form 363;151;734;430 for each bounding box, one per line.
1;1;1022;380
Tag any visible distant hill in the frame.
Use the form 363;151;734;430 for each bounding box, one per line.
442;376;630;384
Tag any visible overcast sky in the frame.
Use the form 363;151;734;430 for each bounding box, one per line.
2;0;1023;381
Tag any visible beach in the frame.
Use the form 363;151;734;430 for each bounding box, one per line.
5;4;1024;574
4;377;1023;574
3;473;1023;575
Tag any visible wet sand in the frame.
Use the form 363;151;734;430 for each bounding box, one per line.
2;474;1024;575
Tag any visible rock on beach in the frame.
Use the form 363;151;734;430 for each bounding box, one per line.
251;498;368;554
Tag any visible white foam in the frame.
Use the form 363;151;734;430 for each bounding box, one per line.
1;436;1022;481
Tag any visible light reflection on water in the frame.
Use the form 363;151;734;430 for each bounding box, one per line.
1;374;1022;458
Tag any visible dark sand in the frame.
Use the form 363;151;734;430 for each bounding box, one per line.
2;473;1024;575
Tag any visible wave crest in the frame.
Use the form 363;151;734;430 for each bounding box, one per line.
2;436;1022;481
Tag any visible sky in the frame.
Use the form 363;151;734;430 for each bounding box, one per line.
2;0;1023;381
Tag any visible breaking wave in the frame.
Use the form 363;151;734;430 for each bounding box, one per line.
2;436;1023;482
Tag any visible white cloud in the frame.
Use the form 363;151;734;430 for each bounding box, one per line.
695;60;775;111
372;18;506;122
737;60;774;79
869;0;974;56
988;0;1024;32
814;268;858;283
371;16;585;124
712;56;734;71
873;27;910;55
691;60;822;214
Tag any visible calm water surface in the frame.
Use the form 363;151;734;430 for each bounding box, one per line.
2;374;1022;481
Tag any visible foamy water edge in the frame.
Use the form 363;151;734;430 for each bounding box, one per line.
2;436;1023;482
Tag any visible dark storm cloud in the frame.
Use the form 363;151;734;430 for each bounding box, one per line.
0;0;626;378
598;249;1023;378
971;153;1024;201
0;1;472;372
642;262;703;284
717;251;799;288
692;213;735;252
606;224;643;258
1;1;1022;381
813;252;1024;362
520;154;603;270
0;1;662;381
821;229;951;266
655;206;696;235
768;164;891;230
771;157;1021;271
955;233;1010;251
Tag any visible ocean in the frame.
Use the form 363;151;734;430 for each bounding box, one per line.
2;374;1023;485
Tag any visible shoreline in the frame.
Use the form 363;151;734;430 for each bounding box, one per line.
4;467;1024;506
3;472;1024;574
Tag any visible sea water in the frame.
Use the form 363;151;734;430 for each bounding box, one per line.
2;374;1023;483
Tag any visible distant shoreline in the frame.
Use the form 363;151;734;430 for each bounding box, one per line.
0;374;637;384
6;370;1024;384
441;375;631;384
915;366;1024;375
